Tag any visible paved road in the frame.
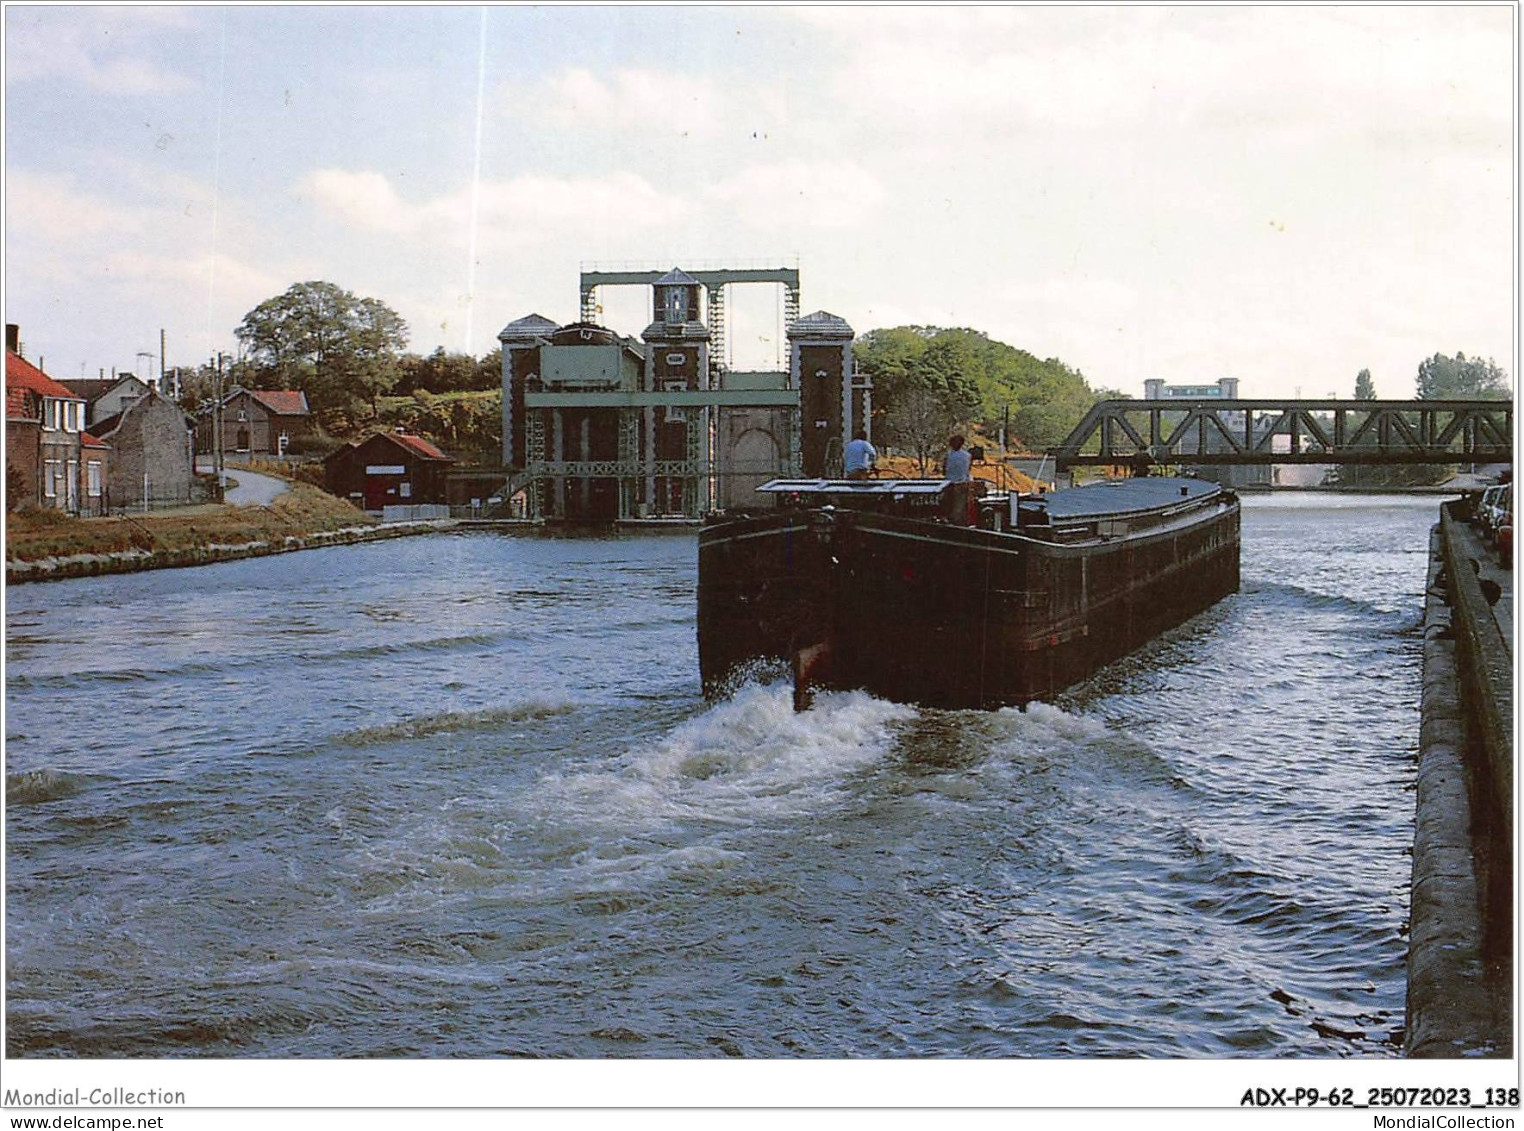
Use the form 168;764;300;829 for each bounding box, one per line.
225;468;290;506
194;457;290;506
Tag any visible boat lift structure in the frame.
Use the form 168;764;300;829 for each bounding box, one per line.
500;264;868;521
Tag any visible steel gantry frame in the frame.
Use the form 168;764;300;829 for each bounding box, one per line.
578;265;801;376
1050;399;1513;469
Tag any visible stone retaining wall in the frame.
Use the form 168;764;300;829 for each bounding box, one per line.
6;520;458;584
1406;508;1512;1057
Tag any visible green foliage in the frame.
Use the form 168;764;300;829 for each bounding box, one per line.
374;389;502;464
1415;352;1509;400
854;325;1106;453
1328;359;1489;486
396;347;500;395
235;281;409;426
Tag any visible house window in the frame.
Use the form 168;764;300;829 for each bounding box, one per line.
43;400;61;431
42;459;60;498
64;402;82;432
87;461;103;497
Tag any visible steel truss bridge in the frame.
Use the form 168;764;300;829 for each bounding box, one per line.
1050;399;1512;469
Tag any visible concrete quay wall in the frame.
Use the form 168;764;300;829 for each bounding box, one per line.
1406;506;1512;1057
5;520;459;584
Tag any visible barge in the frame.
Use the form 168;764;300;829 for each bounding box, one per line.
697;475;1240;709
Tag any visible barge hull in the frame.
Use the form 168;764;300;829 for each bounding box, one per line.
698;487;1240;709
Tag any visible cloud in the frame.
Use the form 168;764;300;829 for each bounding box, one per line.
100;249;283;303
5;8;195;94
301;168;692;245
504;67;721;137
708;161;888;230
5;171;145;244
7;170;283;313
302;170;419;234
792;6;1509;152
476;171;690;232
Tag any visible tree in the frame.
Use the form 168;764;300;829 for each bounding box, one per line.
373;389;503;463
1415;352;1509;400
396;347;483;395
235;281;409;425
854;325;1110;456
917;334;986;421
475;347;504;391
1354;368;1376;399
883;384;961;475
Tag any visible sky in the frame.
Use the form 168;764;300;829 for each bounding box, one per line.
2;4;1515;400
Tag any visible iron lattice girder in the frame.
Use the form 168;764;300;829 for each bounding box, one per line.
527;460;703;478
1053;399;1513;467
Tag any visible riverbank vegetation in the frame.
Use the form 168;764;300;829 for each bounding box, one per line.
852;326;1123;462
6;483;374;564
1327;355;1510;488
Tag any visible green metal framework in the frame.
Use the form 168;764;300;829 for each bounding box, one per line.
1052;399;1514;468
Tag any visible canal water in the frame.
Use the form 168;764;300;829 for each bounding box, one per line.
5;494;1431;1058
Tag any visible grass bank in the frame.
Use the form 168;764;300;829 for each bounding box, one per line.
7;484;373;562
5;485;447;583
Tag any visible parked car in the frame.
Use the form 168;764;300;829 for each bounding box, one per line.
1477;484;1508;545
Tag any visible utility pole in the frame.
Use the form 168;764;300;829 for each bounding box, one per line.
213;353;226;498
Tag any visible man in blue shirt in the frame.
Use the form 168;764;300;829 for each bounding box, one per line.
843;430;877;480
943;434;973;523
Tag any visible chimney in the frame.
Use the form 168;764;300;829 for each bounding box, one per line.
6;324;18;355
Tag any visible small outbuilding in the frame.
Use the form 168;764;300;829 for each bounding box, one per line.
323;430;454;511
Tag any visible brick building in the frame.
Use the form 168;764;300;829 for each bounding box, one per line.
91;389;196;508
5;329;89;512
80;431;110;516
196;387;311;457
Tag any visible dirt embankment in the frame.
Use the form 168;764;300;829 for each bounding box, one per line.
6;484;448;583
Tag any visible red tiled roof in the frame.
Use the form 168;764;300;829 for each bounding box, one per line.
390;431;451;461
7;382;35;421
81;431;110;450
7;350;84;405
248;389;309;416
